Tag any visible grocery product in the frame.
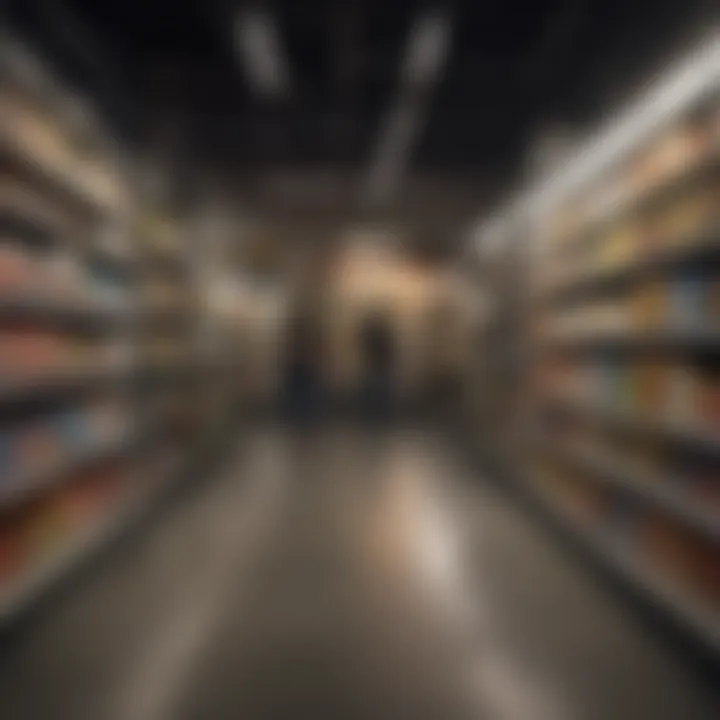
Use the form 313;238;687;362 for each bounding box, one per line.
0;244;33;293
0;513;27;585
642;511;720;605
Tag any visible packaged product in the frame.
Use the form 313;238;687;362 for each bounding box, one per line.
598;223;636;270
24;496;70;559
0;328;33;375
708;277;720;326
605;494;643;548
665;365;699;426
54;473;108;523
72;337;98;370
634;123;705;195
696;366;720;431
667;450;720;510
669;273;711;327
568;471;609;522
621;437;666;477
632;282;668;330
45;253;86;303
0;430;18;485
54;409;90;450
25;330;64;373
594;356;630;408
632;361;669;416
87;264;126;309
86;401;119;442
655;188;716;248
18;419;63;478
642;511;720;605
98;340;133;369
0;244;33;293
0;514;27;585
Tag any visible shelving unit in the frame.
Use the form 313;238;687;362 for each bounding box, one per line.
470;35;720;658
0;36;239;625
515;462;720;655
531;52;720;654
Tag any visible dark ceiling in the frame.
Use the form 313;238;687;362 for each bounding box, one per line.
4;0;718;233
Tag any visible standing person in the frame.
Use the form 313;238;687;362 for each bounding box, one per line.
283;315;322;424
360;314;395;422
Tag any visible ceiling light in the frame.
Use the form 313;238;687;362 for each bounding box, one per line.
402;12;452;88
235;9;291;98
364;9;453;206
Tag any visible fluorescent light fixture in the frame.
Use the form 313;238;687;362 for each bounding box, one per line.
364;9;453;205
466;31;720;251
402;12;452;88
365;101;421;204
533;30;720;213
235;9;291;98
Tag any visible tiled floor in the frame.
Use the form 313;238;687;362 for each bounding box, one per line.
0;423;717;719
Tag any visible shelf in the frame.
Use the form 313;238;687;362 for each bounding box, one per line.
137;308;194;331
0;454;183;624
142;251;189;276
545;443;719;540
0;199;63;244
545;231;720;305
0;366;131;407
0;121;119;217
0;434;136;512
550;397;720;455
555;149;720;257
0;296;130;330
516;467;720;657
546;328;720;352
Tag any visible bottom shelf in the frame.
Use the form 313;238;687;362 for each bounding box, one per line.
0;454;185;624
514;466;720;658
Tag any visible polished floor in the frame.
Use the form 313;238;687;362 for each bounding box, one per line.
0;423;717;719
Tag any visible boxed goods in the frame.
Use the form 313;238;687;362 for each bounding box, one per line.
632;281;668;329
0;513;27;586
696;366;720;431
642;511;720;605
0;244;34;294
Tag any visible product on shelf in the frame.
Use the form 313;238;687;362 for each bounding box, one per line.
697;365;720;431
0;460;129;592
631;281;667;330
630;120;709;197
0;326;69;378
666;449;720;509
0;512;27;585
642;511;720;605
605;494;644;549
651;185;718;249
0;243;34;293
597;221;637;272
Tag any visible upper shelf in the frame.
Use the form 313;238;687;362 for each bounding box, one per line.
551;147;720;258
0;296;131;332
0;92;128;218
542;227;720;305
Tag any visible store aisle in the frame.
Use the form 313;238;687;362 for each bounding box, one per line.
0;424;717;720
